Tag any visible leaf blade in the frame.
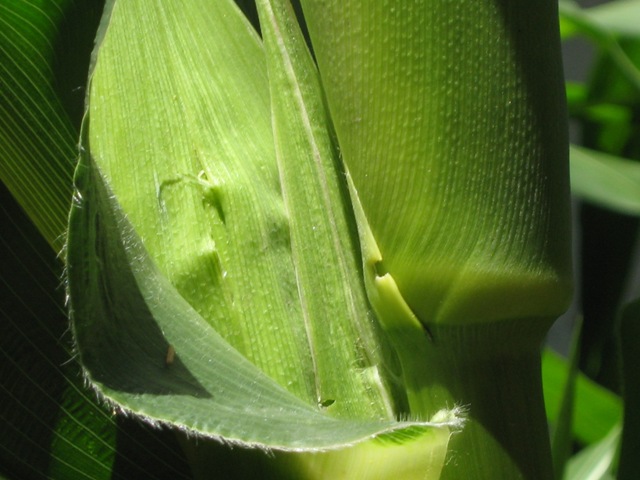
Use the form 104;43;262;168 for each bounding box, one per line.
0;0;81;250
256;0;404;420
66;151;459;451
570;145;640;216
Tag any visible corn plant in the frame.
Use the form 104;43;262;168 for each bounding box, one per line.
1;0;640;479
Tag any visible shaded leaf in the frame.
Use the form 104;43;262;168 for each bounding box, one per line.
617;298;640;479
551;318;583;478
0;184;116;480
543;348;622;446
82;0;405;420
0;0;96;250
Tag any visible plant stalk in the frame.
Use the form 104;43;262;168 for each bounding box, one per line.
396;320;554;480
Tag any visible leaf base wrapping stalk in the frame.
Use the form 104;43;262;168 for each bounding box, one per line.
397;320;555;480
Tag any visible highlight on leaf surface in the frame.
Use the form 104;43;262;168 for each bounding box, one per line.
300;0;574;328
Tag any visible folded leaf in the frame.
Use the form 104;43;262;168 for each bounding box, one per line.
66;149;458;451
255;0;407;419
67;0;462;460
86;0;401;417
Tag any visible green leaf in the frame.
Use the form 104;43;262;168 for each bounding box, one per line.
300;2;570;478
551;317;583;478
559;1;582;39
559;1;640;92
543;348;622;446
255;0;407;419
0;0;93;251
66;150;458;451
85;0;372;411
68;0;460;461
570;145;640;216
566;0;640;40
564;425;620;480
83;0;395;416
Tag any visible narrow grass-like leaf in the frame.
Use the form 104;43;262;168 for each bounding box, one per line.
562;0;640;40
248;0;452;475
559;2;640;92
570;145;640;216
564;425;620;480
83;0;408;419
551;318;582;478
543;348;622;446
0;0;79;250
255;0;403;420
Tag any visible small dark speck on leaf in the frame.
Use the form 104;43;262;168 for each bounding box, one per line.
165;345;176;366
